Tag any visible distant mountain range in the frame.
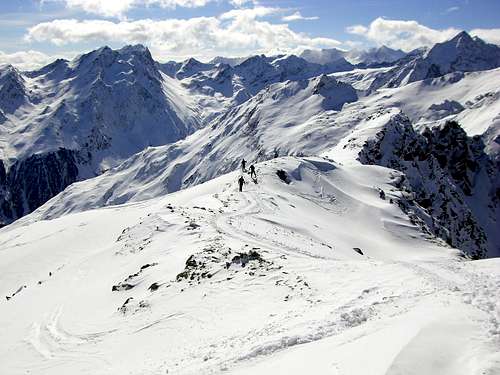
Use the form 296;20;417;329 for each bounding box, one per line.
0;31;499;257
300;45;407;67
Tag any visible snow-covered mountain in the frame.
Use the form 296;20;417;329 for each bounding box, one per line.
0;46;203;223
369;31;500;90
209;55;249;67
25;73;358;218
26;70;499;257
1;29;500;375
348;45;407;66
0;45;201;164
0;30;499;256
300;45;406;67
162;54;354;105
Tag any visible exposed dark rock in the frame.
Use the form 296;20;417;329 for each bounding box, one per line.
276;169;290;184
185;255;197;268
112;283;135;292
353;247;364;255
176;244;276;286
148;282;160;291
118;297;134;314
359;114;498;258
140;263;158;270
231;250;262;267
0;148;79;225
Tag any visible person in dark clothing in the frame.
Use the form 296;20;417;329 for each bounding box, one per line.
241;159;247;172
249;164;257;180
238;176;245;192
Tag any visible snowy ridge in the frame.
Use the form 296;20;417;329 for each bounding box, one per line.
1;156;499;374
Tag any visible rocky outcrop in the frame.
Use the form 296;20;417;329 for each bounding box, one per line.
359;115;498;258
0;149;79;225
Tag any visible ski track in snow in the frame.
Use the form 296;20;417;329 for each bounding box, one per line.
0;158;499;375
176;171;500;374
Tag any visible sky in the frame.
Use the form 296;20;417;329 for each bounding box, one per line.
1;0;500;70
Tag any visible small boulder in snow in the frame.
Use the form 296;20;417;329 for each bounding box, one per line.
276;169;290;184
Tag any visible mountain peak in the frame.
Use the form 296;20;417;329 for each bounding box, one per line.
175;58;213;79
118;44;149;54
0;64;24;84
451;30;474;42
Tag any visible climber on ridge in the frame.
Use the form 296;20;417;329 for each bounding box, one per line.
238;176;245;192
249;164;257;181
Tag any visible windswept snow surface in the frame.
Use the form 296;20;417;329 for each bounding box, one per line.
1;157;499;375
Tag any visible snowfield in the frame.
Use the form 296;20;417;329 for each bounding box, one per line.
1;30;500;374
1;156;499;374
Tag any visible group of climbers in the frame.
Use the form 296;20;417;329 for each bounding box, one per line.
238;159;257;192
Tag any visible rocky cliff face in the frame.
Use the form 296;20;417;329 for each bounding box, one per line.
0;65;29;114
0;149;79;225
359;115;498;258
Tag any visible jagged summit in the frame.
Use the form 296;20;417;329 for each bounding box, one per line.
0;65;28;114
369;31;500;90
425;31;500;72
176;57;214;79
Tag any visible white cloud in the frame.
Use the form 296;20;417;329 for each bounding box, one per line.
229;0;255;6
25;15;341;61
346;17;460;51
220;6;282;20
346;18;500;51
445;6;460;13
42;0;220;18
0;50;58;70
63;0;134;18
281;11;319;22
470;28;500;45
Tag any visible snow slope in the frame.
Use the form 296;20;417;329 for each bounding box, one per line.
2;155;499;375
362;68;500;156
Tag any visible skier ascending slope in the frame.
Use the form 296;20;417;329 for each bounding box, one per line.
238;176;245;192
249;164;257;181
241;159;247;173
